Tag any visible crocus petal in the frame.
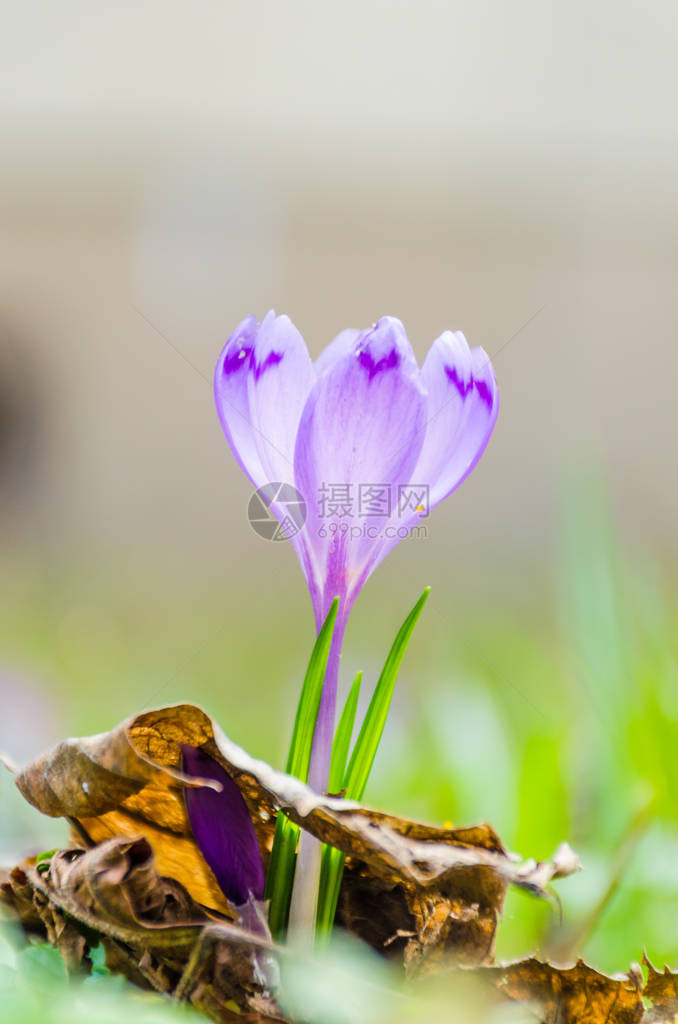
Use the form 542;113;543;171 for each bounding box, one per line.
214;315;267;488
412;331;499;510
246;310;315;483
214;311;315;487
313;328;362;377
181;744;265;908
294;316;428;616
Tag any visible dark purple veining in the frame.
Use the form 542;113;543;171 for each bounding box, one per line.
474;377;493;409
222;344;284;381
222;341;253;376
444;364;472;398
444;365;493;410
252;349;284;381
357;346;400;382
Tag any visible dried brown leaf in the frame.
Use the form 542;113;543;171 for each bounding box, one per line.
1;838;283;1022
14;702;678;1024
642;954;678;1022
7;853;676;1024
489;957;644;1024
14;703;577;969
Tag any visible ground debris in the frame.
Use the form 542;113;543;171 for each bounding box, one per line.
10;702;664;1023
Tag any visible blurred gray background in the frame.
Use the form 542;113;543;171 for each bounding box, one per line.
1;0;676;574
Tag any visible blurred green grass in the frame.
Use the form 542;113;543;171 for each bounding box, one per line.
1;470;677;984
0;923;203;1024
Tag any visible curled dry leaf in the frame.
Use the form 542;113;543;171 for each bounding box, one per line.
488;958;644;1024
13;703;577;971
484;955;678;1023
5;854;678;1024
642;954;678;1023
6;705;678;1022
3;703;596;1021
1;837;283;1023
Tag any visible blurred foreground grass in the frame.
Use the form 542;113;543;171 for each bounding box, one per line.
1;472;678;1021
0;923;202;1024
0;921;526;1024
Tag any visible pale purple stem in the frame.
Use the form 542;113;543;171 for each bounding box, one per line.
237;895;279;990
289;589;350;936
307;608;347;794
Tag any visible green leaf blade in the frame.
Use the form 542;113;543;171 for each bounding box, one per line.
286;597;339;780
328;671;362;795
344;587;429;802
316;844;346;937
265;813;299;937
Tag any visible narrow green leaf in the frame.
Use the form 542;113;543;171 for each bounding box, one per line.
344;587;430;802
266;814;299;937
316;844;346;936
328;671;362;795
287;597;339;779
266;597;339;936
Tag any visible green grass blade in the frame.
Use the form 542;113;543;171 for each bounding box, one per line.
266;814;299;937
344;587;430;801
316;844;346;936
328;671;362;795
266;597;339;936
286;597;339;779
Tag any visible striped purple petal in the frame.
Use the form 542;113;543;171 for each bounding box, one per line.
214;315;267;488
214;310;314;488
213;312;499;798
245;310;315;483
214;313;498;625
412;330;499;510
293;316;428;621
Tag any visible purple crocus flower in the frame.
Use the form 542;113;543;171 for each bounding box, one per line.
181;744;267;931
215;313;498;790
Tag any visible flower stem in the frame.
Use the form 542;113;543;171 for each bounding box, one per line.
307;611;346;793
288;607;347;936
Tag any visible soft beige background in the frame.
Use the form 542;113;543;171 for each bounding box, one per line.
0;1;676;704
